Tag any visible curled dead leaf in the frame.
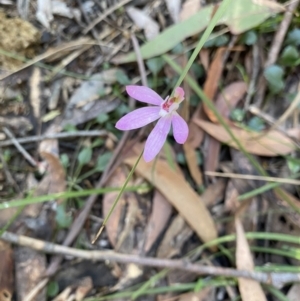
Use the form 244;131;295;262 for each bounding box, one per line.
194;119;295;156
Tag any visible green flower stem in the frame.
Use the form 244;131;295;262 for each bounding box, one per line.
92;151;143;243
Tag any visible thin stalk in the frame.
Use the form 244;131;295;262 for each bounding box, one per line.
91;151;143;244
0;185;148;209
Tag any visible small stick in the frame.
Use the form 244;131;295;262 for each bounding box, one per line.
265;0;299;68
1;231;299;288
83;0;133;34
244;43;260;110
0;130;107;147
3;127;37;167
131;33;148;87
205;171;300;185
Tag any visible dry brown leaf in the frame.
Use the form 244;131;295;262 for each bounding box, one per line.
203;48;226;121
157;215;193;258
0;241;13;301
75;277;93;301
143;191;173;253
194;119;295;156
114;195;141;253
201;179;227;207
180;0;201;21
125;156;217;245
206;72;246;177
224;180;240;213
199;49;210;72
39;151;66;199
183;143;203;186
235;217;267;301
102;167;128;247
287;127;300;141
204;135;221;173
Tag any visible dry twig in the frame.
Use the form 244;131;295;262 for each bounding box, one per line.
0;130;107;147
1;231;299;289
131;33;148;87
82;0;133;34
3;127;37;167
205;171;300;186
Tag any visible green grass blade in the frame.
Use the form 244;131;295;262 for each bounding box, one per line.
0;185;148;210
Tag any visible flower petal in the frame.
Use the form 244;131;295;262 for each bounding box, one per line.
143;116;171;162
174;87;185;103
116;107;160;130
171;113;189;144
126;85;164;105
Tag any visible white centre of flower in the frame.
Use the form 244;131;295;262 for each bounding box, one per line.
159;96;179;117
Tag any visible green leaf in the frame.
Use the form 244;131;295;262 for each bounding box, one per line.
60;153;69;169
63;124;77;132
176;153;186;165
55;204;73;229
3;149;11;162
146;57;165;74
47;281;59;297
280;45;299;66
171;43;185;54
286;28;300;46
116;103;130;116
112;0;283;63
96;152;112;172
264;65;285;94
91;138;104;148
204;34;229;48
241;30;257;45
287;157;300;174
115;70;130;85
190;94;200;106
248;116;265;132
230;108;245;122
191;63;204;79
78;147;92;166
96;113;109;124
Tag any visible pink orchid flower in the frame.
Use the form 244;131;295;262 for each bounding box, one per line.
116;85;189;162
